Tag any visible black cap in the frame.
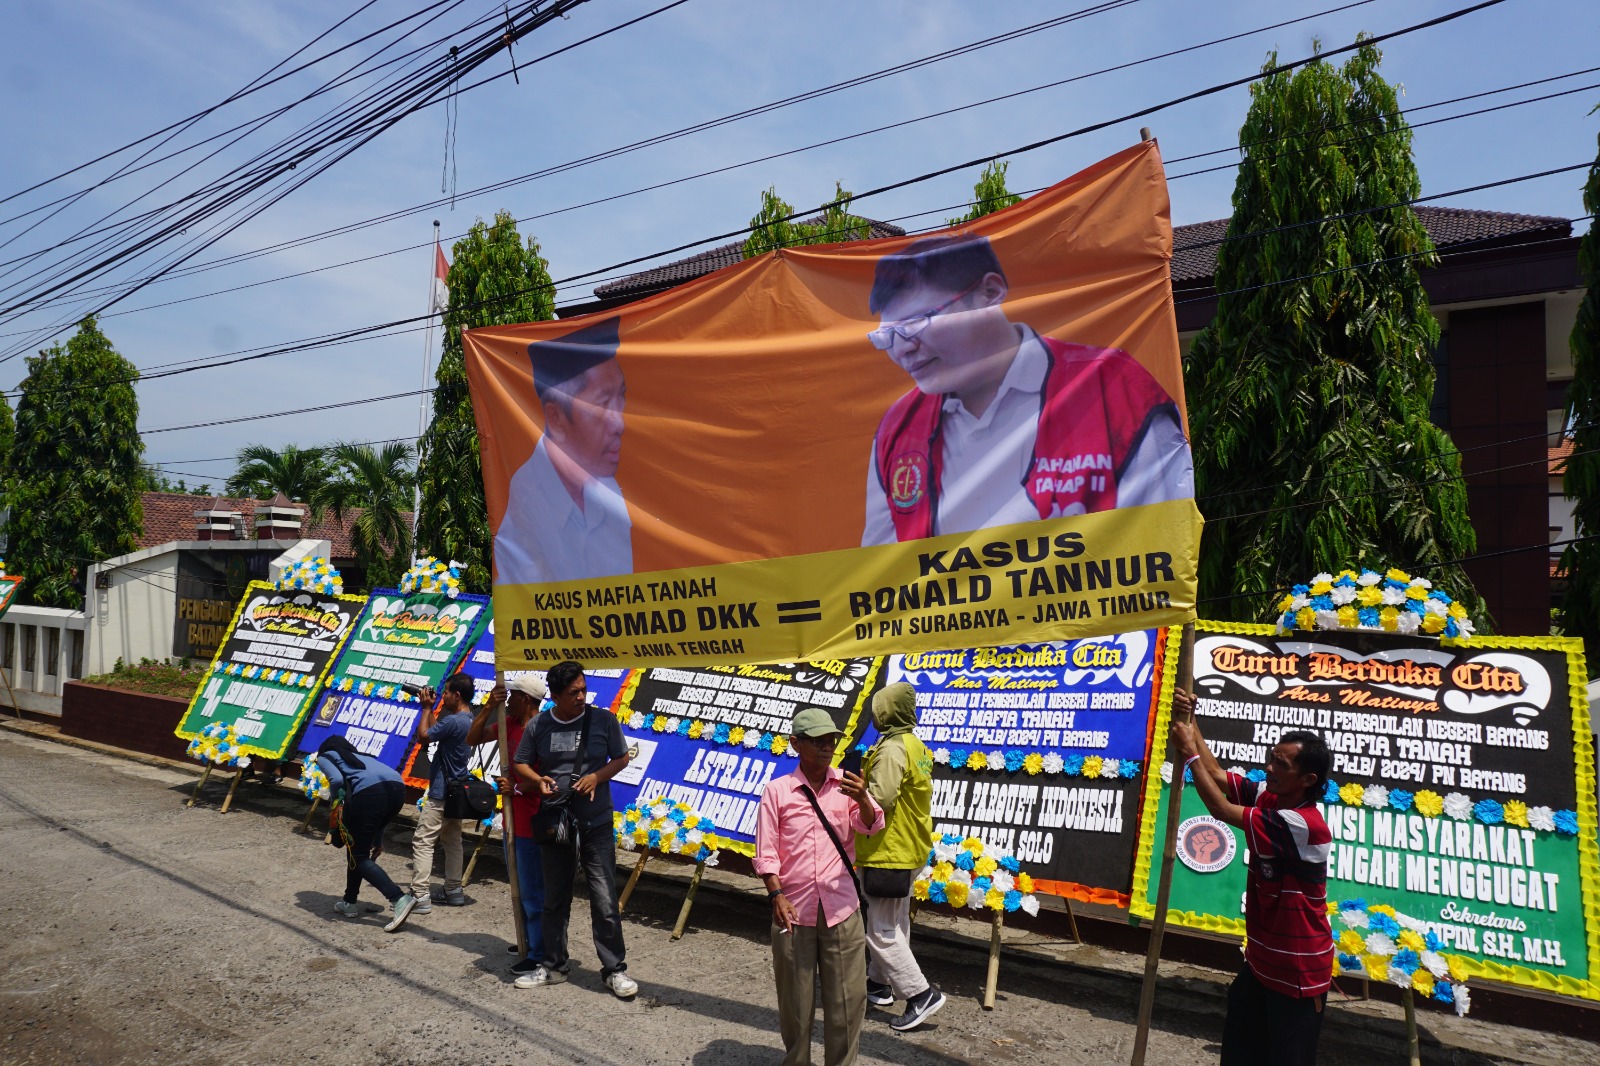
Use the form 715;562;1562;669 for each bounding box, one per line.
529;316;621;394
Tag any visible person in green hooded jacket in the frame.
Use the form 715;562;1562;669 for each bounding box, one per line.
856;681;946;1031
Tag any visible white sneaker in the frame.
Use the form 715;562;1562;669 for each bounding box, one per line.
514;966;567;989
605;971;638;999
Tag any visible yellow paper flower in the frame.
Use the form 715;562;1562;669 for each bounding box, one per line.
1338;929;1366;955
1406;585;1428;600
1380;606;1399;631
1385;568;1410;582
1397;930;1425;952
945;882;970;908
729;726;746;744
1357;586;1384;607
652;715;668;732
683;814;699;829
1370;904;1396;918
1023;753;1044;775
1310;581;1333;595
912;879;930;901
1083;755;1104;779
1016;873;1034;894
1503;800;1530;828
1338;782;1365;806
1336;605;1359;628
1448;602;1468;619
965;751;986;770
688;720;705;739
1447;956;1469;982
932;861;955;881
770;735;788;755
1364;957;1389;982
984;887;1005;910
974;856;998;878
1422;613;1446;634
1411;970;1436;997
1295;607;1316;630
962;837;985;854
1415;790;1443;817
632;828;649;845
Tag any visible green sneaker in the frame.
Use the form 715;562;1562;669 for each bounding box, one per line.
384;894;418;933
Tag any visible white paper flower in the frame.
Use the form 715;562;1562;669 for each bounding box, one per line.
933;748;950;765
1396;612;1421;635
685;829;704;846
1290;595;1311;610
703;852;720;868
1042;753;1065;774
968;888;987;910
1021;895;1040;916
650;802;671;820
1160;762;1174;784
1453;984;1470;1016
1315;610;1341;629
629;712;645;729
1357;570;1382;586
1394;912;1426;933
743;730;762;749
1363;932;1396;957
986;750;1006;771
665;717;681;733
1330;585;1358;606
1443;792;1473;820
1340;909;1370;929
933;842;958;864
1422;951;1449;978
1409;577;1433;590
1458;618;1476;637
950;868;973;887
1228;766;1247;778
1363;784;1390;809
1388;966;1414;989
1312;572;1334;585
619;835;637;851
917;865;934;881
991;871;1015;893
317;787;332;802
1425;599;1448;616
1102;758;1122;779
1528;806;1557;832
1381;586;1406;606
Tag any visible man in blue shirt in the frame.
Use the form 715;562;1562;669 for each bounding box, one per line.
409;672;475;911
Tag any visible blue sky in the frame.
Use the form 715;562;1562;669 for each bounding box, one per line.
0;0;1594;491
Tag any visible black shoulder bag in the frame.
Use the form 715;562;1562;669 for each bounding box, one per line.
528;707;590;847
799;784;869;914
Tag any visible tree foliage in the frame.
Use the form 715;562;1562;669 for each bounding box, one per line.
947;161;1022;225
318;441;415;591
1559;121;1600;667
225;443;331;513
743;182;871;259
1184;43;1485;625
416;210;554;591
2;317;144;607
141;469;212;496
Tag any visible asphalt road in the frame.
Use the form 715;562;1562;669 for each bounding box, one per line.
2;727;1595;1065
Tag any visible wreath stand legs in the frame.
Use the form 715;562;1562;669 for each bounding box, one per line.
618;851;649;912
1403;989;1421;1066
186;764;214;807
982;909;1003;1010
219;769;244;813
297;797;321;834
670;860;706;941
462;820;492;884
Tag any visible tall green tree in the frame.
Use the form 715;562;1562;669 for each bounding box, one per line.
947;160;1022;225
1184;43;1484;624
743;182;871;259
2;317;144;607
415;210;554;590
225;443;331;511
1559;121;1600;666
318;441;415;591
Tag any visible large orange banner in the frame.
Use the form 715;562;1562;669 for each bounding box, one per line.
465;141;1201;671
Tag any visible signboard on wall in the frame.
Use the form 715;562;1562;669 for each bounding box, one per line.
174;581;365;759
1133;623;1600;1002
172;550;278;661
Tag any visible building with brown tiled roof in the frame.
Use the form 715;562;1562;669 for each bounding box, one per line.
135;491;409;564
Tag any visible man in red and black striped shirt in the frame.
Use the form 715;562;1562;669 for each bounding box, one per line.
1170;689;1334;1066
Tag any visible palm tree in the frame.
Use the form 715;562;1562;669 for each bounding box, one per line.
226;444;331;511
317;441;415;588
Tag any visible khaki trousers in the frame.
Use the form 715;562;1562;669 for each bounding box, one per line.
772;903;866;1066
409;802;463;897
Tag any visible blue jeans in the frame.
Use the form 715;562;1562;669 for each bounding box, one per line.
512;834;545;963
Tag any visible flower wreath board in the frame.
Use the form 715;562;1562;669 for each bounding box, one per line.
174;581;366;759
1131;621;1600;1002
606;657;884;855
401;616;631;789
858;630;1169;904
296;590;490;768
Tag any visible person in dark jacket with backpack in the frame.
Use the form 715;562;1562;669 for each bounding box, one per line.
313;735;416;932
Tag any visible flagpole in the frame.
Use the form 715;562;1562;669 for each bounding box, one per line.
411;219;442;558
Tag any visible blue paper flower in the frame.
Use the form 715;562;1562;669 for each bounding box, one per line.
1338;952;1364;972
1310;594;1335;611
999;855;1021;874
1391;949;1420;975
1183;765;1194;783
1003;890;1022;913
1369;913;1400;939
1062;754;1084;775
676;719;692;736
1473;798;1504;825
1339;898;1367;912
1323;780;1341;804
1334;574;1357;587
1389;789;1414;813
668;807;687;823
1424;931;1443;952
758;732;773;751
1246;769;1267;784
1444;619;1460;638
949;749;969;770
928;880;947;903
699;818;717;835
972;876;992;893
647;829;662;847
713;723;731;744
1291;584;1310;597
955;850;976;872
1004;750;1025;773
1121;760;1142;779
1432;980;1455;1004
1357;607;1381;628
1553;809;1579;835
941;833;962;845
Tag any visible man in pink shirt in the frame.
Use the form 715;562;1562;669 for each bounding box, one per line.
756;707;885;1066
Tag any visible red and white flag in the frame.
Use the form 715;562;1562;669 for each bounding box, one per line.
431;240;450;313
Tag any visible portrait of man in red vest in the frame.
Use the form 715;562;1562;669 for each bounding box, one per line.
861;233;1193;545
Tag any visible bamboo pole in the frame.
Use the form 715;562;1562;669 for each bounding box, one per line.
618;851;649;911
1129;622;1196;1066
219;768;244;813
495;678;530;961
462;817;492;883
0;663;24;720
670;860;706;941
1063;897;1083;945
982;908;1004;1010
186;764;213;807
297;796;321;834
1404;989;1421;1066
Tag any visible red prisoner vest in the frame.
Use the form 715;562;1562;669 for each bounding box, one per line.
873;338;1176;541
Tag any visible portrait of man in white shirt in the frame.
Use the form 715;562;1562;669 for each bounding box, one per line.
861;234;1193;546
495;316;633;584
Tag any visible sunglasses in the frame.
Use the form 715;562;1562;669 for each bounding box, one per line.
866;280;982;350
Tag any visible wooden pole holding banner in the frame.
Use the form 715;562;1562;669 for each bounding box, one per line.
1129;621;1196;1066
1403;989;1422;1066
1063;897;1083;945
297;796;321;834
186;764;213;807
219;768;244;813
670;860;707;940
462;817;493;883
0;663;23;720
495;675;530;961
618;851;649;912
982;909;1004;1009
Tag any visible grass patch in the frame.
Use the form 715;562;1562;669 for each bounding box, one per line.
82;657;208;698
